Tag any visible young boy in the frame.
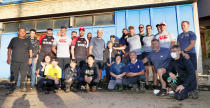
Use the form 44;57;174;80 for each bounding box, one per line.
64;59;80;92
83;55;99;92
44;58;62;94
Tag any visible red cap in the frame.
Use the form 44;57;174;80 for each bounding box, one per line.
160;22;166;26
79;27;85;31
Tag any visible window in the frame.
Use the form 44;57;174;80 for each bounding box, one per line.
75;16;92;27
4;23;19;33
54;18;70;29
94;13;114;25
36;19;53;30
20;21;35;31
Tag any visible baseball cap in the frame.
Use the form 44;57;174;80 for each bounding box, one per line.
47;27;53;31
79;27;85;31
160;22;166;26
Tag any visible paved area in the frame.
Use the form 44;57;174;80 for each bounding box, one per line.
0;88;210;108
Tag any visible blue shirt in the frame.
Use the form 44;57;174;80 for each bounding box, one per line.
177;31;196;53
119;37;129;53
147;47;171;70
126;60;145;77
110;62;126;80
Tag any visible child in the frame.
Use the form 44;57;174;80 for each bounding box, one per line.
83;55;99;92
44;58;62;94
108;54;126;91
64;59;81;92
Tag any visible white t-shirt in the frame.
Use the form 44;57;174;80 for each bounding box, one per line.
127;35;142;55
53;36;72;58
143;35;155;52
155;31;176;48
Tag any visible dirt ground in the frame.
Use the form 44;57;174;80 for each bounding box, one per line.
0;87;210;108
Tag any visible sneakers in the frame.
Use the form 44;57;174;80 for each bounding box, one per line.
65;85;70;93
86;84;90;92
92;86;97;92
156;89;167;96
189;90;199;99
139;81;146;93
21;88;27;92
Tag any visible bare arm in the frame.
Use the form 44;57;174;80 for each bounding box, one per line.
113;45;126;50
52;45;57;54
71;46;75;59
184;40;196;52
7;48;12;64
89;45;93;55
126;70;144;77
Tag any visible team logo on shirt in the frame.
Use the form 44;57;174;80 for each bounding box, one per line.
59;39;67;43
159;35;168;40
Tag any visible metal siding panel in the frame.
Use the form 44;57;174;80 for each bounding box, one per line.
176;4;195;34
0;33;17;78
126;10;140;33
115;11;126;37
150;6;178;37
139;8;151;33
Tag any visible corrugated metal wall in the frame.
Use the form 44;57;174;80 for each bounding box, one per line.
0;4;195;78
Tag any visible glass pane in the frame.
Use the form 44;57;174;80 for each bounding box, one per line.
54;18;70;29
20;21;35;31
4;23;19;33
75;16;92;27
94;14;114;25
36;20;53;30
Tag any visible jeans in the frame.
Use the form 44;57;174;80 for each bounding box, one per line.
30;58;37;87
108;79;123;90
58;58;70;70
123;75;146;86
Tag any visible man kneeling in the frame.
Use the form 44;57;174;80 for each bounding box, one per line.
123;51;146;92
44;58;62;94
162;45;198;100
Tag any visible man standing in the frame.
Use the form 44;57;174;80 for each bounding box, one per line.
155;22;176;48
52;26;72;69
177;21;198;88
139;24;146;46
7;28;33;92
37;27;54;72
71;27;88;69
87;32;92;47
89;29;105;89
29;29;39;89
155;24;161;36
71;31;77;39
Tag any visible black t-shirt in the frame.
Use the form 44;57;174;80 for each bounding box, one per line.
73;37;88;59
40;35;54;56
83;63;99;79
8;37;32;63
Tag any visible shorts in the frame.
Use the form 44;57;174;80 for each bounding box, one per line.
188;53;197;70
95;60;104;70
141;52;153;66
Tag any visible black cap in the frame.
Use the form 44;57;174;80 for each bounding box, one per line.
47;27;53;31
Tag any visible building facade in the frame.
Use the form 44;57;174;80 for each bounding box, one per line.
0;0;202;78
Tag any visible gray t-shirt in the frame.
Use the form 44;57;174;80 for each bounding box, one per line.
155;31;176;48
53;36;72;58
127;35;142;55
143;35;155;52
90;37;105;60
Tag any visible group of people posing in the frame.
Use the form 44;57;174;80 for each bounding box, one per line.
7;21;198;100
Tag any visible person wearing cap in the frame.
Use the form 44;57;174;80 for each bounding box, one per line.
36;27;55;78
89;29;105;89
155;24;161;36
52;26;72;70
155;22;176;49
71;27;88;69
